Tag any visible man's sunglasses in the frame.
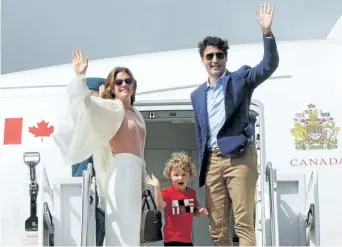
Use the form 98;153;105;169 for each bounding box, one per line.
114;78;134;86
205;52;225;61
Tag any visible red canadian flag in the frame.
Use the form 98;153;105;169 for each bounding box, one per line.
3;118;55;145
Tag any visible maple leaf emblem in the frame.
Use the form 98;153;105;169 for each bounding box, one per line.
28;120;54;142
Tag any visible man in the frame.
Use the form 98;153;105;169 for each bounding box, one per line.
71;77;106;246
190;3;279;246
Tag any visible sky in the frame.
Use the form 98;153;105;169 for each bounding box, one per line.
1;0;342;74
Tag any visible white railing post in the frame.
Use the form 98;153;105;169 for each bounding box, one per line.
305;170;320;246
266;161;279;246
80;163;93;246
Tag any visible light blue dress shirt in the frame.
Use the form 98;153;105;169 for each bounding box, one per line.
206;72;229;149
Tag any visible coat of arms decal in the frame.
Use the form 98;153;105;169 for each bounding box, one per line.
290;104;340;150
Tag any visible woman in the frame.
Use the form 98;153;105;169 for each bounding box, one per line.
53;49;151;246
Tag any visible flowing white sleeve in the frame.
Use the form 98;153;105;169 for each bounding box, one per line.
132;109;153;193
92;148;112;210
53;74;125;165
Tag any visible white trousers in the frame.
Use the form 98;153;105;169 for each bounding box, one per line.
104;153;144;246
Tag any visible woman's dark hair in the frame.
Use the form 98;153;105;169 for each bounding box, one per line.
102;67;137;105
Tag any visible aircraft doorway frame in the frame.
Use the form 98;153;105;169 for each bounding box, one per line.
134;99;268;245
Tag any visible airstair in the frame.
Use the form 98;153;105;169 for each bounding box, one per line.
0;101;321;246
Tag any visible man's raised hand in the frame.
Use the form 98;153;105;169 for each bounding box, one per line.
255;2;274;35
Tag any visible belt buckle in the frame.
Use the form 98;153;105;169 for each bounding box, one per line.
209;147;220;155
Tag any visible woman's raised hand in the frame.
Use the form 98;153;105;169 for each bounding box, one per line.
72;49;88;75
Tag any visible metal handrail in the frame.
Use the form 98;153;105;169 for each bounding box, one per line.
305;170;320;246
44;168;54;202
266;161;278;246
80;163;93;246
43;202;54;238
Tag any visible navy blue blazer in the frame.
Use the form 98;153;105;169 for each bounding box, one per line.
190;35;279;187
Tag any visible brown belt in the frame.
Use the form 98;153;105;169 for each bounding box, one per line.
209;144;254;157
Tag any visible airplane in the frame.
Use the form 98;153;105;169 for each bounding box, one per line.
0;15;341;246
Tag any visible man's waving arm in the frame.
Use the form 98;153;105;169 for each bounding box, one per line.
244;3;279;89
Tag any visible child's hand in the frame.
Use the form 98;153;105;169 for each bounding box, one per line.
199;207;209;216
145;173;161;188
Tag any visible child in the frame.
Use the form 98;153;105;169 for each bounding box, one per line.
146;152;208;246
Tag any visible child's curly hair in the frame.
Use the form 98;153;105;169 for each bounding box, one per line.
163;152;197;180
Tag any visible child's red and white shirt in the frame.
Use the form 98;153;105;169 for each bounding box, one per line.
162;186;199;243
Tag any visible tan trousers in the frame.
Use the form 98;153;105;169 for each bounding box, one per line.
205;145;258;246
